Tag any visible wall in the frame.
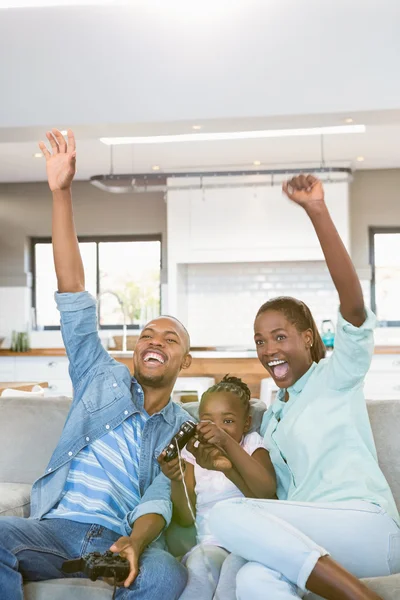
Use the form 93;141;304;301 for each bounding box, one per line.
350;169;400;270
184;261;370;347
0;182;166;343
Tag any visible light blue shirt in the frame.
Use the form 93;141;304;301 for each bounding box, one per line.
261;307;400;525
44;411;149;535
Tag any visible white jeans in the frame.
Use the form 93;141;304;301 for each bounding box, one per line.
209;498;400;600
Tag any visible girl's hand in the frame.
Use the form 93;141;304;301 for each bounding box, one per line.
282;175;324;211
196;421;230;450
186;438;232;473
157;451;186;482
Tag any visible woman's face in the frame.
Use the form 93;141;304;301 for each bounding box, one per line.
254;309;313;388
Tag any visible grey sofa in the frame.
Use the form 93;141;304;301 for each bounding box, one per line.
0;396;399;600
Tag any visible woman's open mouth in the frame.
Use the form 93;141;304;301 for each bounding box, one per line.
267;359;289;380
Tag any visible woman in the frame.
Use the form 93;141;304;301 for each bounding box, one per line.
208;175;400;600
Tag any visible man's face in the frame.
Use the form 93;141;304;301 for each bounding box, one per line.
133;317;191;389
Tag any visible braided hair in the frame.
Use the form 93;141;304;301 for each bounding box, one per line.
256;296;326;363
200;375;251;413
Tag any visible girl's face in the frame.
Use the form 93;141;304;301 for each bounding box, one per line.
199;392;251;443
254;309;313;389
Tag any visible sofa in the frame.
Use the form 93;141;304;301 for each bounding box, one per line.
1;395;400;600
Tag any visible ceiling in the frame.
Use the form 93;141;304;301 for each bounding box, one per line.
1;1;400;183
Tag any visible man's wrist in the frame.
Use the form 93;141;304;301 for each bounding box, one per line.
304;200;328;219
128;533;146;555
52;188;72;199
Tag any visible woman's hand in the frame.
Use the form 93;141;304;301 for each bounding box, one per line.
157;451;186;482
282;174;324;212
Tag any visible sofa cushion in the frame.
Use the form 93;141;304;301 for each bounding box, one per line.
367;401;400;511
180;399;267;433
24;579;112;600
0;483;31;517
0;396;72;484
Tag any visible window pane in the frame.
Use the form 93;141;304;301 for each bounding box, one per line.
374;233;400;322
98;241;161;327
35;242;97;327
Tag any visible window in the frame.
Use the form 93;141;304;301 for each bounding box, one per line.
31;235;162;329
370;228;400;326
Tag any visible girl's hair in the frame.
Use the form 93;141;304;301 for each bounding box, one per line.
200;375;251;412
256;296;326;363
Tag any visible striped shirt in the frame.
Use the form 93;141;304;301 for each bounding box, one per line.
44;411;149;534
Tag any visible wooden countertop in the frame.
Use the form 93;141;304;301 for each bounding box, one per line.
0;381;48;394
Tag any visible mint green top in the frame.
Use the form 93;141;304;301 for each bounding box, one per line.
261;307;400;525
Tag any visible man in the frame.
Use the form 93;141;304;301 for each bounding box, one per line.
0;129;191;600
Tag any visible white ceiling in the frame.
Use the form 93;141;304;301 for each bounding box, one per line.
1;1;400;182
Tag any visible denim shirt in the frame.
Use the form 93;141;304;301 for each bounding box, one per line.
29;291;191;536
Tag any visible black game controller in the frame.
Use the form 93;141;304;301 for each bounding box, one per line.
62;550;130;582
163;420;197;462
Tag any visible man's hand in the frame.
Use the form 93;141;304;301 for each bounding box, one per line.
186;438;232;473
282;175;324;211
108;536;140;588
39;128;76;192
157;451;186;481
196;421;230;450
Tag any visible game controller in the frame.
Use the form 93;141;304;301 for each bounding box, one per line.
62;550;130;582
163;420;197;462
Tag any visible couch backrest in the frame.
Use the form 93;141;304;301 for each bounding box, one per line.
1;396;399;512
0;396;72;484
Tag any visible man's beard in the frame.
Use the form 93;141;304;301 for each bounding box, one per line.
135;367;170;388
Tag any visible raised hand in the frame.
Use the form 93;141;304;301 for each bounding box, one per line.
38;128;76;192
282;174;324;210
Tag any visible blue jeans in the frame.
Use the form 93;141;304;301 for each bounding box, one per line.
0;517;187;600
209;498;400;599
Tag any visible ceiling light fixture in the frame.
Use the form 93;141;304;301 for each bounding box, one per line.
60;130;68;136
192;125;202;130
253;160;262;166
344;118;354;124
33;152;43;158
152;165;161;171
100;124;365;146
356;156;365;162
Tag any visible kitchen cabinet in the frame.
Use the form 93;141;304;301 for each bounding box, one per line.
13;356;72;397
167;178;349;265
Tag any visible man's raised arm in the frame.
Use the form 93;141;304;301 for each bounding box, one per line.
39;128;83;293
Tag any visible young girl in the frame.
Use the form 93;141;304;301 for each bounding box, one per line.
160;375;276;600
207;175;400;600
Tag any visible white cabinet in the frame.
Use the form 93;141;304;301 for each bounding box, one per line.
364;355;400;400
167;178;349;264
0;357;16;381
14;356;73;397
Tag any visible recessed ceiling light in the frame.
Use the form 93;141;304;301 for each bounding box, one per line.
60;130;68;136
344;118;354;124
33;152;43;158
356;156;365;162
192;125;202;130
253;160;262;166
152;165;161;171
100;124;366;146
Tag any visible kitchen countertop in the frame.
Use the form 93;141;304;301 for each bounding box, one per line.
1;346;400;357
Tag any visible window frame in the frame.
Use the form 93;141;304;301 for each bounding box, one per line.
30;234;162;331
369;226;400;327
